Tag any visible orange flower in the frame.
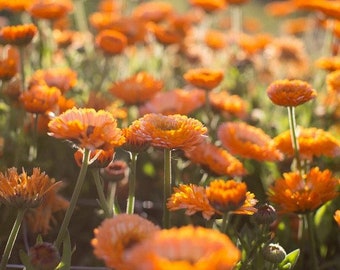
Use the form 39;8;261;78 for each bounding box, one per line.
53;29;74;49
121;121;151;153
74;148;115;168
92;214;160;270
209;90;248;118
48;107;125;151
100;160;129;183
281;17;311;36
95;29;128;56
218;122;283;161
29;67;77;93
20;84;61;114
327;70;340;93
57;95;76;113
0;0;34;12
124;225;241;270
28;0;73;20
184;68;224;90
25;182;69;235
184;140;247;177
273;127;340;161
264;1;298;17
334;210;340;227
189;0;227;13
167;184;216;220
268;167;339;214
206;179;247;213
149;23;184;45
132;1;173;23
89;11;120;31
226;0;249;5
0;167;57;209
109;72;163;105
0;24;37;46
294;0;340;20
139;88;205;116
0;57;17;81
98;0;121;13
266;79;317;107
315;56;340;72
204;29;227;50
134;113;207;152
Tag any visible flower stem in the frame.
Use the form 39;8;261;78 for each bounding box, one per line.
126;152;138;214
0;208;26;270
306;212;319;270
230;4;242;33
91;168;111;218
163;148;172;229
18;46;26;91
108;182;120;215
221;212;230;234
287;106;302;173
55;148;90;249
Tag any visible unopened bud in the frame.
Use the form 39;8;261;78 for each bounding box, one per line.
100;160;129;183
29;242;60;270
253;203;277;225
262;243;286;263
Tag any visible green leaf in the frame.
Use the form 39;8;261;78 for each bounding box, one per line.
278;249;300;270
58;230;75;270
19;249;35;270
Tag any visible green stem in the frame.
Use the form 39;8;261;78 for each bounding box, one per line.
18;46;26;91
0;208;26;270
230;4;242;33
306;212;319;270
73;0;89;33
28;113;39;162
221;212;229;234
108;182;120;215
54;148;90;249
163;148;172;229
287;106;302;173
126;152;138;214
91;168;111;218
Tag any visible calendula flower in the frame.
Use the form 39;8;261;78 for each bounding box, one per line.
294;0;340;20
134;113;207;152
184;68;224;91
95;29;128;56
132;1;173;23
74;148;115;168
121;121;151;153
53;29;74;49
20;84;61;114
100;160;129;183
268;167;339;214
124;225;241;270
149;23;184;45
334;210;340;227
315;56;340;72
273;127;340;161
266;79;317;107
0;57;17;81
110;72;163;105
184;140;247;177
327;70;340;93
0;24;37;46
92;214;160;270
189;0;227;13
25;182;69;235
0;0;34;12
48;107;125;151
206;179;247;213
204;29;227;50
281;17;311;36
29;67;77;93
264;1;297;17
98;0;121;13
139;88;205;116
0;167;57;209
218;122;283;161
28;0;73;20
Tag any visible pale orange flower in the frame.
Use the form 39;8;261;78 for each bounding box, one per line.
121;120;151;153
48;107;125;151
0;0;34;12
53;29;74;49
95;29;127;56
57;95;76;113
281;17;311;36
226;0;249;5
184;68;224;91
218;122;283;161
0;167;57;209
204;29;227;50
109;72;163;105
266;79;317;107
139;88;205;116
268;167;339;214
125;225;241;270
273;127;340;161
149;23;184;45
334;210;340;227
0;24;37;46
89;12;120;31
264;1;298;17
20;84;61;114
98;0;121;13
28;0;73;20
133;113;207;152
132;1;173;23
189;0;227;13
294;0;340;20
327;70;340;93
0;57;17;81
315;56;340;72
92;214;160;270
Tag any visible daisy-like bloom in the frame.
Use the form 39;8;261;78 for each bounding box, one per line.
184;140;247;177
189;0;227;13
95;29;128;56
124;225;241;270
184;68;224;91
91;214;160;270
29;67;77;93
218;122;283;162
204;29;227;50
149;23;184;45
334;210;340;227
20;84;61;114
139;88;205;116
25;182;69;235
327;70;340;93
266;79;317;107
98;0;121;13
281;17;311;36
27;0;73;21
294;0;340;20
0;167;57;209
74;148;115;168
109;72;163;105
206;179;247;213
0;0;34;12
268;167;339;214
121;121;151;153
273;127;340;161
0;57;17;81
134;113;207;152
53;29;74;49
132;1;173;23
315;56;340;72
48;107;125;151
0;24;37;46
209;90;248;118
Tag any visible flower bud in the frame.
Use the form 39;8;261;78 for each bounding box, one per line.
253;203;277;225
262;243;286;263
29;242;60;270
100;160;129;183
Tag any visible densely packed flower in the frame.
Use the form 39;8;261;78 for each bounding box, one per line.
0;24;37;46
184;68;224;90
27;0;73;20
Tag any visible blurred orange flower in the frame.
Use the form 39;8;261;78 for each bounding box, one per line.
184;68;224;90
134;113;207;152
0;57;17;81
226;0;249;5
125;225;241;270
28;0;73;20
189;0;227;13
204;29;227;50
266;79;317;107
264;1;297;17
268;167;339;214
149;23;184;45
327;70;340;93
315;56;340;72
0;24;37;46
218;122;283;161
132;1;173;23
294;0;340;20
281;17;311;36
0;0;34;12
109;72;163;105
334;210;340;227
95;29;127;56
92;214;160;270
273;127;340;161
97;0;121;13
48;107;125;151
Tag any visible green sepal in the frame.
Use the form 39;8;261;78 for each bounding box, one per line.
19;249;35;270
278;249;300;270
